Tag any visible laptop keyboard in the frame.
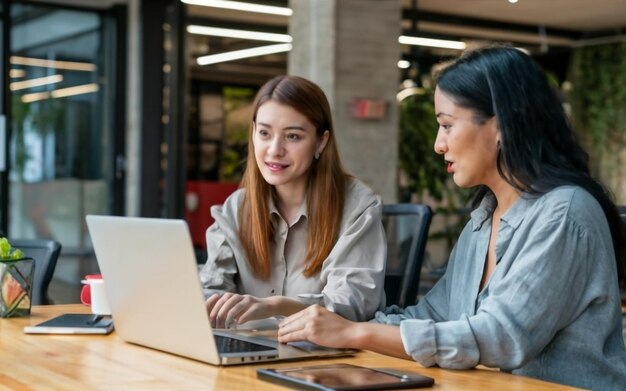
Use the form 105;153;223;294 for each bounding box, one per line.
214;335;273;353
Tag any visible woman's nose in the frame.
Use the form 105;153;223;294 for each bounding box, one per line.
268;137;284;156
433;131;447;155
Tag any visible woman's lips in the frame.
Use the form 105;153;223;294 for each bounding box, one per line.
266;162;288;172
447;162;453;174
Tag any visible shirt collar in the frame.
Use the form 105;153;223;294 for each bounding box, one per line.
470;194;496;231
268;192;308;226
470;191;537;231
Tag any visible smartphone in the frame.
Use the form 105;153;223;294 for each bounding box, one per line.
257;363;434;390
23;313;114;335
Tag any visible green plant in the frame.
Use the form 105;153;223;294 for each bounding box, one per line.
568;42;626;200
11;95;67;181
0;238;24;260
220;86;255;182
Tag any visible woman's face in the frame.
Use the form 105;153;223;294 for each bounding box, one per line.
433;87;501;189
253;100;329;195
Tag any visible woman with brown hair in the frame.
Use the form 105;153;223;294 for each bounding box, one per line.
199;75;386;328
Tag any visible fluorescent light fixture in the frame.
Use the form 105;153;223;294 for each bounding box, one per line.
10;74;63;91
508;0;519;3
51;83;99;98
396;87;426;102
10;56;96;72
21;82;100;103
10;69;26;78
21;91;50;103
187;25;292;43
398;60;411;69
197;43;292;66
399;35;466;50
180;0;292;16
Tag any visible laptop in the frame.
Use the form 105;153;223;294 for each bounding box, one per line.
85;215;354;365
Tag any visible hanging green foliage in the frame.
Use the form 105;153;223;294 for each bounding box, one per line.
568;42;626;198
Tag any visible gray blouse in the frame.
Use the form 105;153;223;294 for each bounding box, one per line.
199;178;386;322
373;186;626;390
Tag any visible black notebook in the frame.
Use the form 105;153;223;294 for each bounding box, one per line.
23;313;114;334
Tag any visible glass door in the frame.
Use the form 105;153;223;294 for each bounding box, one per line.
7;3;124;249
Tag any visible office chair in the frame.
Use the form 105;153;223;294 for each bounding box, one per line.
9;239;62;305
382;203;433;308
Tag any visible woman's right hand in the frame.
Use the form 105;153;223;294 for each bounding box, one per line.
278;305;410;359
205;292;275;328
277;305;360;348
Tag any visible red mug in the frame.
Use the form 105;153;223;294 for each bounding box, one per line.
80;274;103;305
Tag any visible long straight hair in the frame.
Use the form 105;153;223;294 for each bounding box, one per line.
239;75;349;279
435;45;626;286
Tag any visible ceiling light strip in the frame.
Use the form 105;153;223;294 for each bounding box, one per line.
197;43;292;66
187;25;292;42
10;69;26;78
397;87;426;102
10;56;96;71
21;83;100;103
21;91;50;103
10;74;63;91
399;35;466;50
180;0;292;16
51;83;100;98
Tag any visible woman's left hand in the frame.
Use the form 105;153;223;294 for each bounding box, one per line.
277;305;359;348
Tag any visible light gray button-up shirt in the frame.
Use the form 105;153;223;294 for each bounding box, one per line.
373;186;626;390
199;178;386;321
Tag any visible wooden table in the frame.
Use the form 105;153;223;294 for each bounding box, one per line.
0;305;581;390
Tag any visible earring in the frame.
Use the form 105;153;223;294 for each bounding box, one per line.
315;152;320;160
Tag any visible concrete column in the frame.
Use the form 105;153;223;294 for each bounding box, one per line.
288;0;402;203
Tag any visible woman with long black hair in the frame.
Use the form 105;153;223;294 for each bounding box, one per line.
278;46;626;390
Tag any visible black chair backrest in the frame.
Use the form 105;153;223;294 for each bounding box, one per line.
383;203;432;308
9;239;62;305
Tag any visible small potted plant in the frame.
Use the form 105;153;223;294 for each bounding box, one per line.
0;238;35;318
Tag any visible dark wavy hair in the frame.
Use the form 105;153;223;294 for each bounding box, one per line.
435;45;625;286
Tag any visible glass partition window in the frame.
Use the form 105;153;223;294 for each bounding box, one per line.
9;4;112;248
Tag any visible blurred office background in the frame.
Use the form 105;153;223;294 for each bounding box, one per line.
0;0;624;304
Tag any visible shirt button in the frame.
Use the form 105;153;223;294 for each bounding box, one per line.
271;289;275;295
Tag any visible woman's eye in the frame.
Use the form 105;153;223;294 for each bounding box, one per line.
258;129;270;137
440;124;452;131
286;133;301;141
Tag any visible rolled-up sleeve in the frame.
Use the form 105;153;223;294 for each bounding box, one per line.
318;194;387;322
400;316;480;368
372;246;483;369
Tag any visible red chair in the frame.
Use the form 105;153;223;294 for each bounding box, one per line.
185;181;239;250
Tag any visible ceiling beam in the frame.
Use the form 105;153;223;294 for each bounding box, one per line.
403;9;582;40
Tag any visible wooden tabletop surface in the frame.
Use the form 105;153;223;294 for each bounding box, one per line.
0;305;582;390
